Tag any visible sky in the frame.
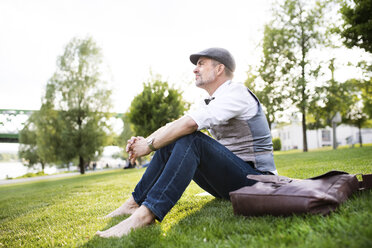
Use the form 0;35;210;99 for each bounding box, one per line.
0;0;277;114
1;0;371;118
1;0;371;155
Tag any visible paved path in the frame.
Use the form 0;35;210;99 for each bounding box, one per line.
0;169;118;186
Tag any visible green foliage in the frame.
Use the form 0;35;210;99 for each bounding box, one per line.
308;58;354;128
307;58;372;139
343;79;369;123
356;61;372;119
338;0;372;53
362;77;372;118
272;137;282;151
363;119;372;127
341;78;370;146
1;146;371;247
50;36;113;173
260;0;327;152
245;24;292;129
116;113;134;160
128;79;189;137
15;171;47;179
18;110;53;171
113;113;138;160
18;36;113;174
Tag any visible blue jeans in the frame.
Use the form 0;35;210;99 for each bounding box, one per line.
132;132;261;221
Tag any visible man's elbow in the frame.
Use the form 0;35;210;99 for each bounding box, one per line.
183;116;198;133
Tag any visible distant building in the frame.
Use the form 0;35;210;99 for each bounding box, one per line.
271;121;372;151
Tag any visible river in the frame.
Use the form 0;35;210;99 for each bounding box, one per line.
0;144;126;180
0;161;60;180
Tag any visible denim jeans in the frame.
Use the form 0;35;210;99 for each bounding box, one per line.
132;131;261;221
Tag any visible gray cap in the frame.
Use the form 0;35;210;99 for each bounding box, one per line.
190;47;236;72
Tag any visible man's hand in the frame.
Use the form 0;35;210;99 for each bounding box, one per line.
126;136;137;153
125;116;198;164
126;136;151;164
126;136;136;163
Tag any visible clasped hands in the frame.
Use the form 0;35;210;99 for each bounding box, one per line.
126;136;152;164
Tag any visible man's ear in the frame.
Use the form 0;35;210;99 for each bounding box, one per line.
216;64;225;76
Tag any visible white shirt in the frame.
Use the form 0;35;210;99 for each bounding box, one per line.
188;80;258;131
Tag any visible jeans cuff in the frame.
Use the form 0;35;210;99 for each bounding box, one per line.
132;191;141;205
142;201;164;222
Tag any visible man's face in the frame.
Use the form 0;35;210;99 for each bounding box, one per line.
193;57;218;88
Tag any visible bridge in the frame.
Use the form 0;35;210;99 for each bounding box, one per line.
0;109;124;143
0;109;34;143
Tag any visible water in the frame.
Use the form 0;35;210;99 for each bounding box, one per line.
0;162;61;180
0;144;126;180
0;143;68;179
0;162;28;179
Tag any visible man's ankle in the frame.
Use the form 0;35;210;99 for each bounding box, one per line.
135;206;155;223
127;196;139;206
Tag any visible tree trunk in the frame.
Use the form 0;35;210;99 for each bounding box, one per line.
358;123;363;147
316;129;320;148
77;108;85;174
300;19;308;152
302;110;308;152
41;162;45;173
268;119;272;130
79;156;85;174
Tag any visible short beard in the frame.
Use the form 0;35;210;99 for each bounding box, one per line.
195;70;216;87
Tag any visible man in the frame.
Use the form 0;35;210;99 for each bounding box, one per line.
96;48;277;238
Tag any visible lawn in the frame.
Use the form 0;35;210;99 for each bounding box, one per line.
1;146;371;247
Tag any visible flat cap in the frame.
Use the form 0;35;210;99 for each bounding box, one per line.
190;47;236;72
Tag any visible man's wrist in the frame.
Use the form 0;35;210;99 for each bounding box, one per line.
147;137;156;151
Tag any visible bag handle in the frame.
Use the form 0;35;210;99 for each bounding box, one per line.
247;171;372;190
358;174;372;190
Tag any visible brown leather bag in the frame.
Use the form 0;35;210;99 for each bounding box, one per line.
229;171;372;217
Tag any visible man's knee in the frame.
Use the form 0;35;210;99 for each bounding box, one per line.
157;132;203;155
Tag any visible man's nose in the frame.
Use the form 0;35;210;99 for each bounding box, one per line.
193;66;199;74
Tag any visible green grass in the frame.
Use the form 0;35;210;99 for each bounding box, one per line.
1;146;371;247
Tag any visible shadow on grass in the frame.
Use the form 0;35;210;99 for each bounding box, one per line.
81;198;225;248
82;216;163;248
82;189;372;248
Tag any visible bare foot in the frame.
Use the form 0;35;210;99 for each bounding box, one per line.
96;205;155;238
104;196;140;218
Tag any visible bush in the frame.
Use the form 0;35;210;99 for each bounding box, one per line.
273;138;282;151
16;171;46;179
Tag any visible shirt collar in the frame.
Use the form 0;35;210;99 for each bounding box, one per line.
211;80;232;98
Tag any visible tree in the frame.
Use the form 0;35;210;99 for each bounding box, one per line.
116;113;134;160
43;36;113;174
356;61;372;118
268;0;326;152
308;58;353;128
18;113;44;170
343;78;370;146
338;0;372;53
128;78;189;138
245;24;293;129
272;137;282;151
18;88;61;171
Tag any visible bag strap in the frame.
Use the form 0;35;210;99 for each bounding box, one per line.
246;174;294;185
247;171;372;190
358;174;372;190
